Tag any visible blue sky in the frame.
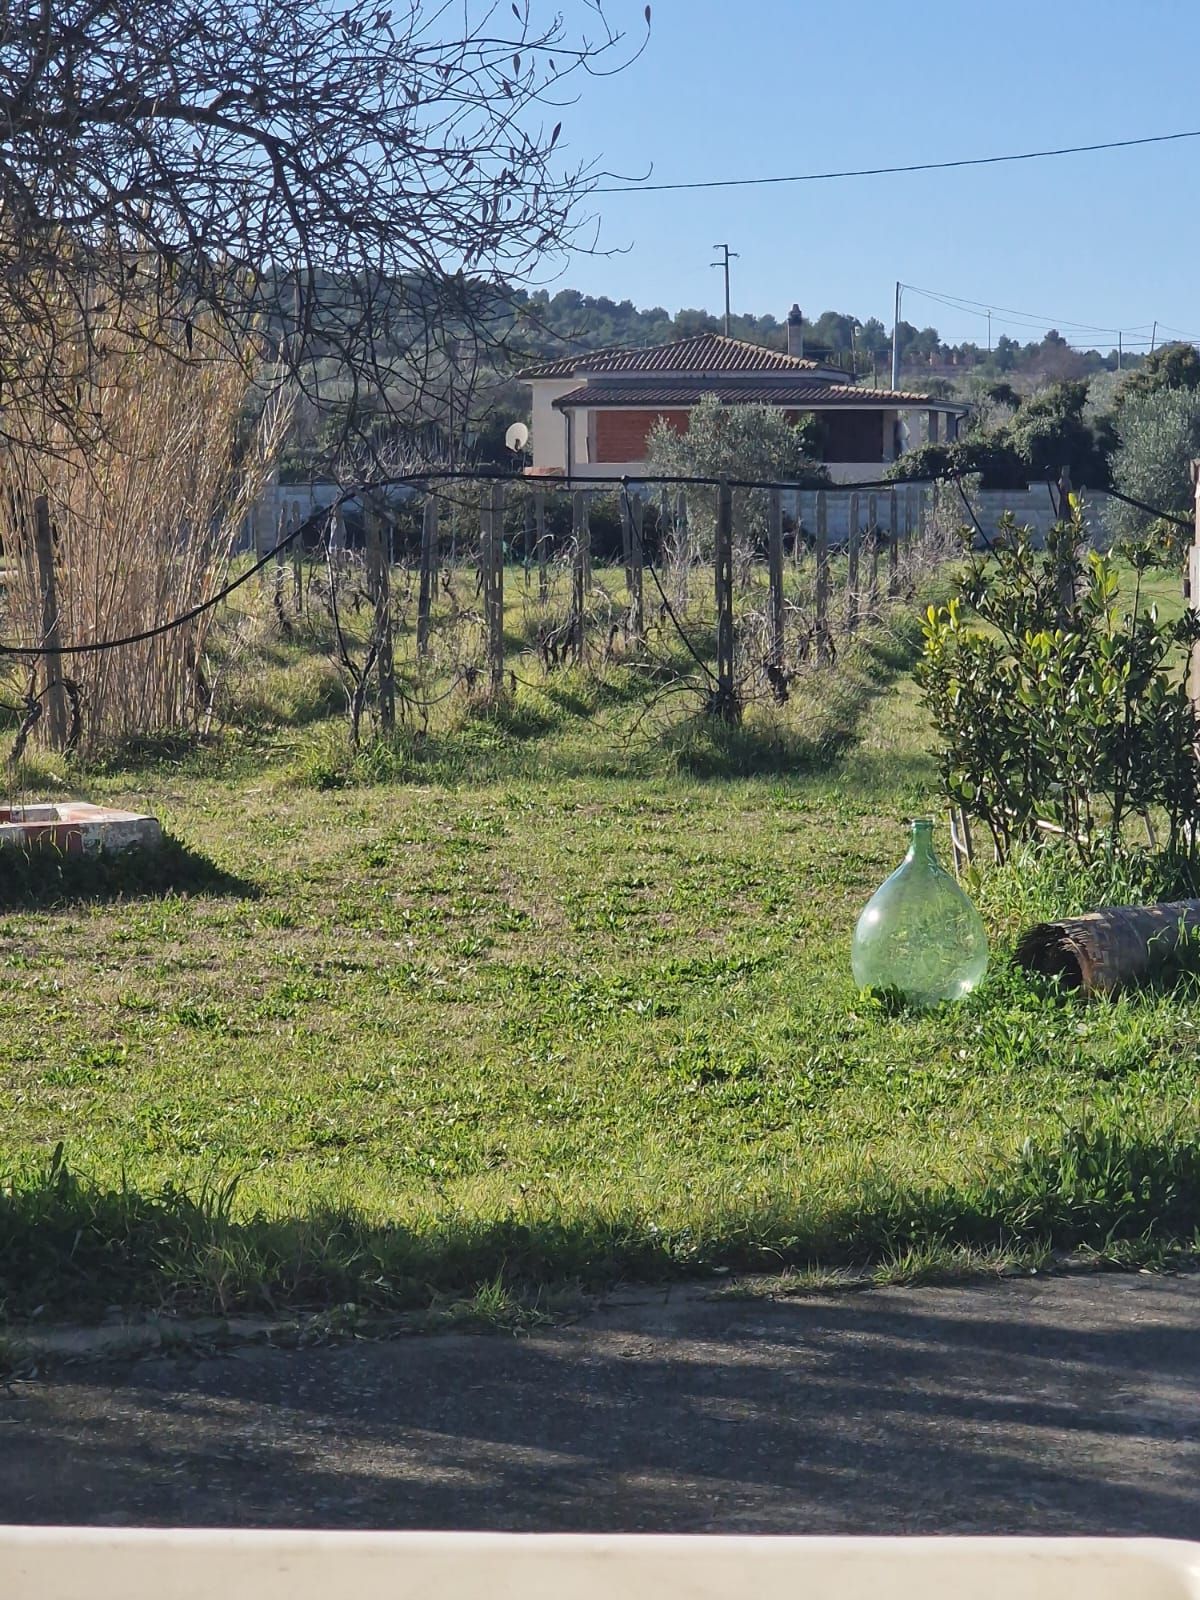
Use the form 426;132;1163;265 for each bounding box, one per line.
546;0;1199;350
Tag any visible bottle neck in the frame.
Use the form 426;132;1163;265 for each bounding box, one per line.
905;822;937;866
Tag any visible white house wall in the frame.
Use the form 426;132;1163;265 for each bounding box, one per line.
529;379;579;470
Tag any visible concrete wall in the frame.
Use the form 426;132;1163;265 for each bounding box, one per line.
786;482;1114;546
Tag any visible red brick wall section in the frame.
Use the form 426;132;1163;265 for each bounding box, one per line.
593;409;690;463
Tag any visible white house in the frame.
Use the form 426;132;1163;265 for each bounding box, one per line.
520;307;967;484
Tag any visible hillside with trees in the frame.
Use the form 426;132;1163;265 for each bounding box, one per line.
281;280;1171;480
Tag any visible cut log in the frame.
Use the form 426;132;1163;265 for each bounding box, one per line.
1014;900;1200;995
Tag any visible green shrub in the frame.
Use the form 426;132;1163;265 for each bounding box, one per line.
919;512;1200;867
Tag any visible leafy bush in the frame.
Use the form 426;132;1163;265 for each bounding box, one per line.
918;513;1200;867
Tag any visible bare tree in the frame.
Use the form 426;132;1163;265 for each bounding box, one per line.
0;0;649;456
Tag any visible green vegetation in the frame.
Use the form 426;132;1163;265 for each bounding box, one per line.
921;517;1200;866
2;565;1200;1323
888;380;1117;490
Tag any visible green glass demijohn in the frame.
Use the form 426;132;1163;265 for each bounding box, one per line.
851;819;988;1005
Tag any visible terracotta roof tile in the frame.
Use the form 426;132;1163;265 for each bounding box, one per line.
551;380;965;409
519;334;833;379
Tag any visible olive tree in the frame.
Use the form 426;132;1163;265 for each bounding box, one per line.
1110;387;1200;548
645;395;828;556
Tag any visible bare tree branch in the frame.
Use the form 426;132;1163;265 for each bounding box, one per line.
0;0;648;455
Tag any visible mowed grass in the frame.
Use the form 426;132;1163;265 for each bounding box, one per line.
2;561;1200;1319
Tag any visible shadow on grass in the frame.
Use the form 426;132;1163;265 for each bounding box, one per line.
4;1120;1198;1322
0;834;258;911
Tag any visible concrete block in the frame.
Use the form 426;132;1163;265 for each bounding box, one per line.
0;802;162;856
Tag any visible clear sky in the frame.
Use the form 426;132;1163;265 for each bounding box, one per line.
547;0;1200;351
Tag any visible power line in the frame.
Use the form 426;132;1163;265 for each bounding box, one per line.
904;282;1140;339
592;127;1200;195
901;282;1200;354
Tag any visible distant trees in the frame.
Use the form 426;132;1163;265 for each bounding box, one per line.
888;382;1116;490
1116;342;1200;404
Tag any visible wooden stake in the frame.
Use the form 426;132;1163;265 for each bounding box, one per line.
888;487;900;598
31;495;68;750
846;490;861;633
364;496;394;733
714;480;739;722
487;482;506;692
815;490;830;663
767;488;785;669
417;494;438;657
522;495;533;588
629;492;645;644
571;490;588;660
536;490;548;603
291;499;303;612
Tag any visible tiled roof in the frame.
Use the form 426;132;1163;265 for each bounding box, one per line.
519;334;832;379
552;380;966;409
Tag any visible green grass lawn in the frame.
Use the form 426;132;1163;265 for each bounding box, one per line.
2;561;1200;1321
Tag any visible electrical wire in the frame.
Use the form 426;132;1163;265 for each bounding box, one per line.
902;282;1142;338
591;127;1200;195
1102;484;1191;530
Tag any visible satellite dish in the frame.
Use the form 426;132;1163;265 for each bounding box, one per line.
505;421;530;454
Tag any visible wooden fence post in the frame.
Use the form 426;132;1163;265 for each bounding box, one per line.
888;487;900;598
417;494;438;657
273;509;290;635
364;495;395;733
486;481;506;693
31;494;68;749
867;491;880;616
815;490;830;663
291;499;303;612
522;495;534;589
620;486;633;595
714;480;739;722
846;490;861;633
674;488;688;565
571;490;588;660
536;490;548;603
629;492;645;644
767;488;785;670
673;488;689;609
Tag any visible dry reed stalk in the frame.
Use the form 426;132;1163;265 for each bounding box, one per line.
0;306;288;755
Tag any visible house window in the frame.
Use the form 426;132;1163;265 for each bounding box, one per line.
818;411;885;463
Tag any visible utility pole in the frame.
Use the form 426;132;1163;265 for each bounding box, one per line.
711;243;739;336
986;309;992;355
891;280;902;390
1118;332;1123;371
1151;320;1158;354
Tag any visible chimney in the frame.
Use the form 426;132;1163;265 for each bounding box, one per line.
787;304;804;358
